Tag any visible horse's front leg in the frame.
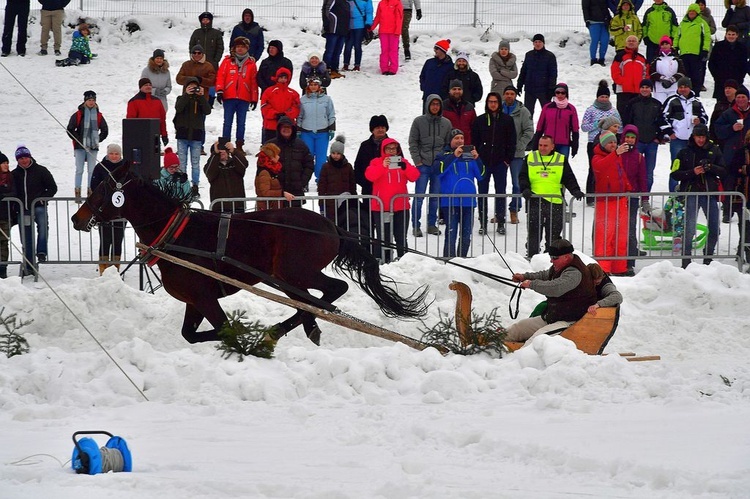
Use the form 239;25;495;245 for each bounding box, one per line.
181;302;226;343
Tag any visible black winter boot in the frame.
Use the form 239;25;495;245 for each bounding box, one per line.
0;265;6;279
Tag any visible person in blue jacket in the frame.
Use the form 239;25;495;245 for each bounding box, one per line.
342;0;373;71
419;38;453;104
437;128;485;258
229;9;264;62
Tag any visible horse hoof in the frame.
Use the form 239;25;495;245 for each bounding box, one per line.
306;326;321;346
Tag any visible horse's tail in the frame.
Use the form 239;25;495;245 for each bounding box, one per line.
333;227;430;319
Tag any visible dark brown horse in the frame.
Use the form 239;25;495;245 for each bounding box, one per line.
71;162;428;345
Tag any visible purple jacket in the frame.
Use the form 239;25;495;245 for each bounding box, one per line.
536;101;579;146
619;124;648;199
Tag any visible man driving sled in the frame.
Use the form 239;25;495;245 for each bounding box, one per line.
506;239;597;346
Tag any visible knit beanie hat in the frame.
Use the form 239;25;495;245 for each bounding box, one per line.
153;48;165;58
599;115;622;131
369;114;389;132
692;124;709;136
138;77;152;88
450;128;464;139
533;33;545;43
737;86;750;97
434;39;451;53
107;143;122;155
677;76;692;88
449;79;463;90
659;35;672;46
498;40;510;50
330;135;346;154
0;151;8;164
640;79;654;88
554;82;569;96
599;131;617;147
308;51;322;61
191;44;204;54
503;85;518;94
455;51;469;63
83;89;97;100
15;145;31;159
596;79;610;97
163;147;180;168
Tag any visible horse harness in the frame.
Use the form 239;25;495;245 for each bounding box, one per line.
139;207;338;312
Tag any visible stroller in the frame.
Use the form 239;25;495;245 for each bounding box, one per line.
640;196;707;252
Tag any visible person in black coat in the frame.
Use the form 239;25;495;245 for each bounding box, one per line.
257;40;294;94
708;26;750;102
471;92;517;233
0;151;16;278
440;51;483;104
353;115;389;255
267;117;314;206
11;145;57;275
517;34;558;116
419;39;453;104
721;0;750;44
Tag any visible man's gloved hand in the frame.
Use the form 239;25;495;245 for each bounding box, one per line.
571;133;579;157
522;189;532;200
416;9;422;20
161;136;169;146
216;92;223;104
172;172;187;183
249;101;257;111
641;200;652;215
572;190;585;201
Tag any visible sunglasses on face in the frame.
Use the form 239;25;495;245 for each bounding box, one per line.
555;91;566;95
192;51;202;55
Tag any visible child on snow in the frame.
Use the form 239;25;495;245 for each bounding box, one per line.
56;22;96;67
317;135;356;221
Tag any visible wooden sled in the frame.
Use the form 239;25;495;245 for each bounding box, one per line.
450;280;659;362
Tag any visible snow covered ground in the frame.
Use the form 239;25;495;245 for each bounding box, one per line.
1;9;749;499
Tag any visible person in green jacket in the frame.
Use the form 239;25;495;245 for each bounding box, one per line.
674;3;711;97
642;0;678;60
610;0;643;50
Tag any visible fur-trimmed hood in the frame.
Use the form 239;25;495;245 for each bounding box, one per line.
147;57;170;73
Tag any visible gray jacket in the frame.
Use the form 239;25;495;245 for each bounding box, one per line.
507;100;534;158
408;93;452;166
141;58;172;111
489;52;518;95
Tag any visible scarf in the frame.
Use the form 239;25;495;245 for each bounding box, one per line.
555;98;569;109
593;99;612;111
82;106;99;150
235;52;250;66
257;151;282;174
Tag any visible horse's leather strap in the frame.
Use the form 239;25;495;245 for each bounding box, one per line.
216;213;231;259
141;207;191;266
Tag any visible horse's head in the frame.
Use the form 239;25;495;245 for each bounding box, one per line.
71;161;134;232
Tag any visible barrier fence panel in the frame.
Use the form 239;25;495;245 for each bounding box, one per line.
0;198;26;277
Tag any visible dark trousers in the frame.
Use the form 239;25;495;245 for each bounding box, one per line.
627;197;640;269
373;210;408;263
526;198;563;257
586;141;597;199
616;92;637;117
323;33;346;72
477;162;509;227
524;90;552;116
681;54;707;97
99;220;127;258
1;2;29;55
343;28;365;66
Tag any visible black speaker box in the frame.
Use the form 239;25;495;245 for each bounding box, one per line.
122;118;161;180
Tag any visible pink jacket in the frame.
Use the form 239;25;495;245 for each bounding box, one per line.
371;0;403;36
536;102;579;146
365;138;419;212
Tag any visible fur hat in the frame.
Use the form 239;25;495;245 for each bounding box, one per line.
260;142;280;159
153;48;165;59
498;40;510;50
449;79;463;90
232;36;250;48
596;79;610;97
369;114;389;132
330;135;346;155
163;147;180;168
599;115;622;131
138;77;152;88
434;39;451;53
83;89;97;101
0;151;8;164
599;131;617;147
106;143;122;155
677;76;692;88
533;33;545;43
15;145;31;160
548;238;574;256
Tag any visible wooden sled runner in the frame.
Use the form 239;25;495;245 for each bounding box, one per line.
450;281;659;362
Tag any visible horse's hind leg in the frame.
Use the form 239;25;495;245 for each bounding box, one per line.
300;274;348;345
181;302;226;343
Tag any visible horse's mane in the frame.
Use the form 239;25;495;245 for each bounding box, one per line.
132;174;191;206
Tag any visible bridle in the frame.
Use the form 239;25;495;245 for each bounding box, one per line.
81;162;133;231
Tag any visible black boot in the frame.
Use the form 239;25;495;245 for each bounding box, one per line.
0;265;6;279
404;48;411;60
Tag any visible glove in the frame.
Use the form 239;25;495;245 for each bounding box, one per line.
700;50;708;62
522;189;532;201
585;20;591;28
416;9;422;20
275;112;285;120
172;172;187;183
161;136;169;146
571;133;579;158
216;92;223;104
572;190;585;201
400;161;407;170
662;77;674;89
641;200;652;215
328;130;335;140
365;24;371;31
609;37;615;47
249;101;257;111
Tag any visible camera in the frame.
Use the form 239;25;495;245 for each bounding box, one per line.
191;86;201;94
699;159;711;171
627;144;634;151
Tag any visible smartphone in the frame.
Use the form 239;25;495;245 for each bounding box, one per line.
462;145;475;153
389;156;402;169
218;136;230;149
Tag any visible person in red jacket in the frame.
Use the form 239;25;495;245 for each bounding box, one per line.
442;80;476;145
610;35;650;115
365;137;419;262
260;67;300;143
216;36;259;151
126;77;168;145
592;131;632;275
369;0;403;75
